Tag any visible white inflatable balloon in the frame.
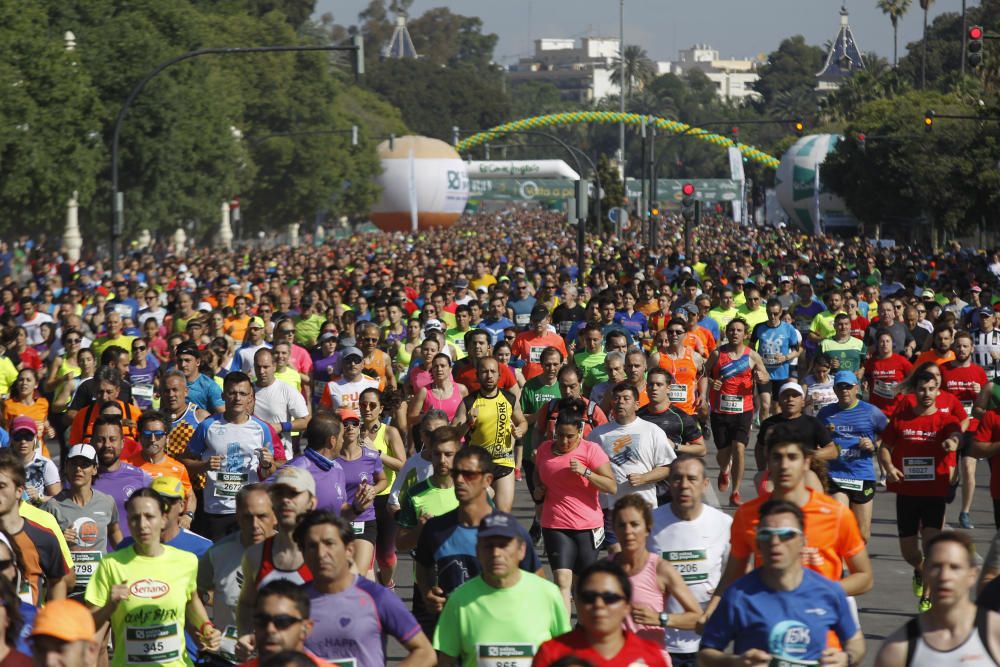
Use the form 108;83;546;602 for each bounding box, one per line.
775;134;853;234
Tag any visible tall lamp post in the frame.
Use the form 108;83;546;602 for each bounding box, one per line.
109;38;364;274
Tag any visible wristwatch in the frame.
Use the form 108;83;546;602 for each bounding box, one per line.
583;468;592;478
659;612;670;628
182;511;195;519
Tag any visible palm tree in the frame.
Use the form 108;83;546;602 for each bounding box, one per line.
919;0;934;87
610;45;656;100
877;0;912;67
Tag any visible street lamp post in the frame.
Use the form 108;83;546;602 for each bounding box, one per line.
109;38;363;274
618;0;626;179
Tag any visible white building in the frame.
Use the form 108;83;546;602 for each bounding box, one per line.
508;37;621;103
658;45;762;103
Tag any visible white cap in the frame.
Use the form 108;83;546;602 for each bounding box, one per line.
66;443;98;462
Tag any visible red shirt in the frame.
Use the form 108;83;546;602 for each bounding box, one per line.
452;360;517;393
892;392;969;425
941;361;988;431
511;331;568;381
974;411;1000;499
533;628;669;667
850;315;870;340
883;407;960;496
864;354;913;413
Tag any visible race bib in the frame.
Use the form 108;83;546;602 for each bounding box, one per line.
592;526;605;550
529;346;543;364
770;659;818;667
873;380;897;399
831;477;864;492
763;353;781;367
214;471;248;498
515;314;530;327
218;625;240;664
476;643;534;667
71;551;101;587
352;521;365;535
132;385;155;402
663;549;710;583
719;394;743;414
125;623;182;664
669;384;688;403
331;661;357;667
962;400;974;414
903;457;936;481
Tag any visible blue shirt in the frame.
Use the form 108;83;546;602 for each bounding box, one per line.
817;400;888;482
702;569;857;661
0;428;9;448
698;316;720;341
751;321;801;381
186;373;224;412
480;317;515;346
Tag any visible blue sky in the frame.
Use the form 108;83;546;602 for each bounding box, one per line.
316;0;962;65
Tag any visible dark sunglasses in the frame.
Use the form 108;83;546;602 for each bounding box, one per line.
253;613;303;630
134;346;147;351
451;469;485;481
578;590;627;605
141;429;167;439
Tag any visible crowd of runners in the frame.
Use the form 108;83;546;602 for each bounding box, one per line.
2;210;1000;666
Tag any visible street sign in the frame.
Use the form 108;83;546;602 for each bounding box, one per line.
608;207;629;225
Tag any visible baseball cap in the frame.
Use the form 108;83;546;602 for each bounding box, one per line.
150;476;185;500
271;465;316;496
779;275;791;283
423;319;444;333
66;443;97;462
513;267;526;275
175;340;199;358
980;307;995;317
795;275;811;286
833;370;859;386
340;346;363;361
478;511;522;540
530;305;550;322
339;407;361;422
921;289;935;299
972;285;983;293
778;382;805;397
454;278;470;289
10;416;37;437
248;316;265;329
30;598;95;642
318;332;337;343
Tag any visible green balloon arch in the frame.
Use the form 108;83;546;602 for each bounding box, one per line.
455;111;781;170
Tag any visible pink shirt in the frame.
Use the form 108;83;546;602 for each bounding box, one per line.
535;438;608;530
290;343;314;375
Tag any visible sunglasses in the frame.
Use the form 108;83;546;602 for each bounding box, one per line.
667;329;685;335
0;559;12;570
134;346;147;352
756;526;803;542
343;420;361;428
578;590;627;605
141;429;167;439
11;433;34;442
253;613;303;630
66;338;81;344
451;469;485;481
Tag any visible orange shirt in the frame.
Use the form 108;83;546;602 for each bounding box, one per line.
5;399;51;457
363;349;393;391
730;489;866;580
127;453;194;495
914;349;955;368
225;315;250;342
691;326;717;356
511;331;569;381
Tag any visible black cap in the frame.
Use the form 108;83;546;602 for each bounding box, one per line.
175;341;199;358
530;305;550;322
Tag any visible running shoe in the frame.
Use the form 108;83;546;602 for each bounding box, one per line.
514;468;522;482
877;474;887;489
729;491;743;507
718;468;731;493
529;519;542;545
959;512;974;529
918;598;932;613
912;571;924;598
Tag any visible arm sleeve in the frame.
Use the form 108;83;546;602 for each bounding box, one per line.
651;428;677;466
432;594;461;655
41;460;60;487
185;420;209;458
729;509;752;559
832;586;860;643
288;390;309;419
375;584;422;644
83;555;111;607
700;588;739;650
975;413;997;443
207;381;225;411
396;490;418;529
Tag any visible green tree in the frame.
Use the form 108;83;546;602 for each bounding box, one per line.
596;153;625;232
753;36;825;108
509;81;567;119
407;8;498;71
610;45;656;100
878;0;913;67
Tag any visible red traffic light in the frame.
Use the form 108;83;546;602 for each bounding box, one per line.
681;183;695;197
856;133;866;142
970;25;984;40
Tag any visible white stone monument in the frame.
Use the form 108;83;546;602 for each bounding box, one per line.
62;191;82;263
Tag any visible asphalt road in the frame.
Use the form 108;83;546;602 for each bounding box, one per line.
383;428;1000;667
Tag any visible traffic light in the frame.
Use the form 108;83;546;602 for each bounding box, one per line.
969;25;985;68
794;119;805;136
730;126;739;146
649;206;659;217
856;132;866;152
681;182;696;209
924;110;935;132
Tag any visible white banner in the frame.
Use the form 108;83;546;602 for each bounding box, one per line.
467;160;580;180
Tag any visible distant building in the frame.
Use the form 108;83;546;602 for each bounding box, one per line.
384;15;418;59
816;6;866;92
508;37;621;103
657;45;762;103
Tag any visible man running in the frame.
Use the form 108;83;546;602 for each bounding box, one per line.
706;318;769;505
879;369;962;612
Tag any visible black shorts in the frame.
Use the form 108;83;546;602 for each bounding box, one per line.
492;463;514;480
960;432;975;458
710;410;753;449
350;518;378;544
896;495;946;538
827;478;876;505
760;379;790;396
542;527;601;571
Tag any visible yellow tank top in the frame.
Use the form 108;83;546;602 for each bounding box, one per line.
370;423;395;496
463;389;517;468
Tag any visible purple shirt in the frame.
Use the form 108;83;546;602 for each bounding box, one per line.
303;577;421;667
337;447;383;522
312;354;339;385
94;462;152;541
283;453;348;516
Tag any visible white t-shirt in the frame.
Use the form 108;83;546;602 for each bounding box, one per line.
234;343;270;376
18;312;53;346
648;503;732;653
254;381;309;453
388;453;434;506
186;415;274;514
321;376;379;412
24;452;60;497
196;532;244;631
590;417;676;508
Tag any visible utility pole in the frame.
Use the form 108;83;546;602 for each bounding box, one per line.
618;0;625;180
